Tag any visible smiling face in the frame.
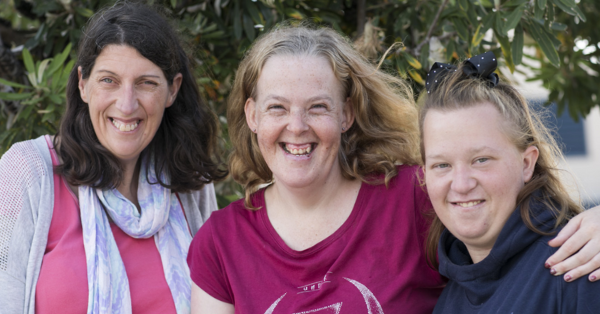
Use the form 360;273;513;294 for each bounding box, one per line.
244;55;354;189
78;45;182;171
423;103;538;261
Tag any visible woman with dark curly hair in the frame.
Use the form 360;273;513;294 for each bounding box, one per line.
0;3;226;313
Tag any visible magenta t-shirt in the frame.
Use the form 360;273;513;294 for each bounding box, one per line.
188;165;445;313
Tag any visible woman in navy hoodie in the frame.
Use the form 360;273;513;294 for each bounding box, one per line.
420;52;598;313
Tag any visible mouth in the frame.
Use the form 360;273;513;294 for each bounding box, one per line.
110;118;141;132
280;142;317;156
452;200;484;208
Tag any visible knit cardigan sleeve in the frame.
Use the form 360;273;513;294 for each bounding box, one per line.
0;136;54;314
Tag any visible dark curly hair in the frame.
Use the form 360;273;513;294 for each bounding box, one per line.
55;1;227;192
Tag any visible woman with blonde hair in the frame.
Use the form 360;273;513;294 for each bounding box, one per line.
421;52;599;313
187;26;600;313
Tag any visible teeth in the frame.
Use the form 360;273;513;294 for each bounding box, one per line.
112;119;139;132
285;144;312;156
457;201;482;208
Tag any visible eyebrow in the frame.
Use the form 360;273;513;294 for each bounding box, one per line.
95;70;161;79
262;94;335;104
426;145;498;160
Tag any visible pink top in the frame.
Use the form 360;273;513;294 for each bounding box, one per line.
35;136;177;314
188;165;445;313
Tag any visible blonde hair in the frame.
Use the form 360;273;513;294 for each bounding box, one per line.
419;63;582;268
227;23;421;209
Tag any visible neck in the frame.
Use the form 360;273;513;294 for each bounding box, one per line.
465;245;492;264
117;158;142;210
266;170;358;214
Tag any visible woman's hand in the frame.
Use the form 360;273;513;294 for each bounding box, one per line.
191;282;234;314
546;205;600;282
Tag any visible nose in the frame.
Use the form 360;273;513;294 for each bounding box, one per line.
115;83;138;115
286;109;309;134
450;166;477;194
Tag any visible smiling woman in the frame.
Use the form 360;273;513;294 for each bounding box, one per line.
421;54;600;313
0;3;226;314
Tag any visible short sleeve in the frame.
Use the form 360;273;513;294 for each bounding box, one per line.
187;217;233;304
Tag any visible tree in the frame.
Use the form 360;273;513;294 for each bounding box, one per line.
0;0;597;205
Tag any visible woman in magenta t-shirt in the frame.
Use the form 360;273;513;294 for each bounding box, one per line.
187;25;600;313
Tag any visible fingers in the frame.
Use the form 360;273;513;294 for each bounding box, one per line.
545;224;588;268
547;215;581;248
552;242;600;282
589;267;600;282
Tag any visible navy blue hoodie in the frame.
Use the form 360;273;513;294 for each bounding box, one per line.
433;196;599;314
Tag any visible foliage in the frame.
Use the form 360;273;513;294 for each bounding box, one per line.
0;0;597;206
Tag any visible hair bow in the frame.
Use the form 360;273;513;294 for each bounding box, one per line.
425;51;500;94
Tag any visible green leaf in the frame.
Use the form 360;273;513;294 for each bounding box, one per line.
472;24;485;47
46;43;72;76
550;22;567;31
233;1;242;40
0;78;31;89
75;6;94;18
408;69;425;85
49;94;63;104
503;5;524;34
495;31;515;73
243;1;263;25
458;0;469;11
551;0;586;22
37;59;50;84
242;14;255;41
22;48;35;75
525;19;560;66
171;0;177;9
538;0;547;10
453;18;469;42
534;0;544;19
445;41;456;60
512;24;524;65
481;13;496;32
0;92;34;101
503;0;527;6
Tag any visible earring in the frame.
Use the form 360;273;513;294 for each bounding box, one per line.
342;127;346;131
253;128;256;133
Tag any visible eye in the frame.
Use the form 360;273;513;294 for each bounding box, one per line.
474;157;489;164
433;163;450;169
312;103;327;109
101;78;114;84
143;80;158;86
268;104;285;110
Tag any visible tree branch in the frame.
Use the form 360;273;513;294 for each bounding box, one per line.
413;0;451;56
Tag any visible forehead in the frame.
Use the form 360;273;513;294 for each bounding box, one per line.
254;55;344;101
91;45;164;77
423;103;516;155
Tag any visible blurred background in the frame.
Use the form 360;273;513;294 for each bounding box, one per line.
0;0;598;207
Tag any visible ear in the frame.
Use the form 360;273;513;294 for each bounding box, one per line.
244;97;257;133
522;145;540;183
341;97;355;133
78;66;89;103
166;73;183;108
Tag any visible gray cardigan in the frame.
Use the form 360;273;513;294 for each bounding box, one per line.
0;136;218;314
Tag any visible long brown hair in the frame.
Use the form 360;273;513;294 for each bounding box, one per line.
56;2;227;192
228;23;421;209
420;63;582;268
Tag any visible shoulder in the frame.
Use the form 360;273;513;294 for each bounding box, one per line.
0;136;53;181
